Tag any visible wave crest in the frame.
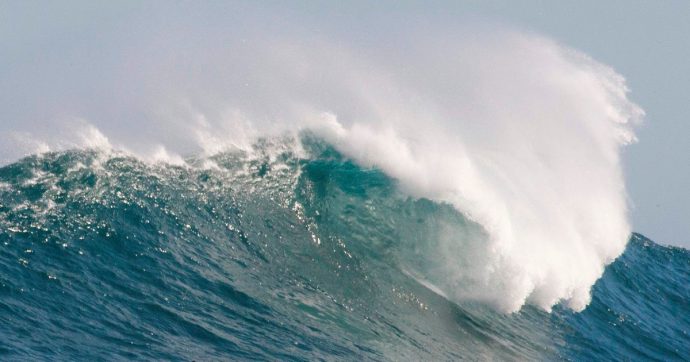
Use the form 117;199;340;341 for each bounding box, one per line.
305;33;641;312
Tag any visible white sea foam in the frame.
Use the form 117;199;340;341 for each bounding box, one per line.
306;33;642;312
0;18;642;312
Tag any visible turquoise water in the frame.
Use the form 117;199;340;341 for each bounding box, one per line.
0;139;688;360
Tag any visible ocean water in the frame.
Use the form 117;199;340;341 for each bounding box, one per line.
0;138;687;361
2;8;686;358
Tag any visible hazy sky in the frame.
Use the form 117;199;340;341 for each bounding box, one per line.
1;1;688;247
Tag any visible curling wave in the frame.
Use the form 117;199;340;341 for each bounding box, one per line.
4;29;642;312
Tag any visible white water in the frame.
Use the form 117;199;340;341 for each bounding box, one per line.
1;17;642;312
309;32;642;312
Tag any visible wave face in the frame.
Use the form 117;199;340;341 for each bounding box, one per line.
1;142;688;360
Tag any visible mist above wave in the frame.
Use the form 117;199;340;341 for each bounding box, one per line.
1;10;642;312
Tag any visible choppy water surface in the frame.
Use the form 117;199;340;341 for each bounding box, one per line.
0;141;687;360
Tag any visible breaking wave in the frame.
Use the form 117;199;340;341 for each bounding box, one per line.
3;29;642;313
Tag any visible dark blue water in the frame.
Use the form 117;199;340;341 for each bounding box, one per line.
0;141;688;360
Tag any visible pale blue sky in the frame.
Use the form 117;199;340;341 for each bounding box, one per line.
1;1;688;247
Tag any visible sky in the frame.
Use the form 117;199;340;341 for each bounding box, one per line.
1;1;688;248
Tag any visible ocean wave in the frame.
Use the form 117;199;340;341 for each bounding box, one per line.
3;29;642;313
